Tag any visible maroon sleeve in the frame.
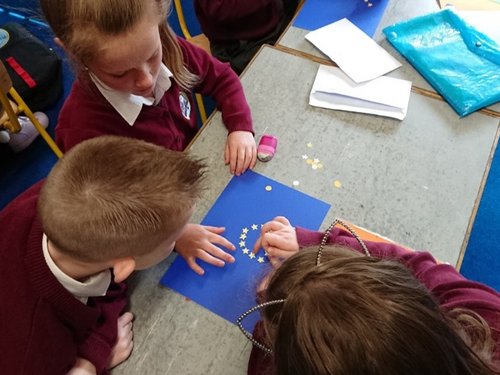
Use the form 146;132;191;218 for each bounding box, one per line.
77;282;128;375
194;0;276;19
296;225;500;355
177;37;253;134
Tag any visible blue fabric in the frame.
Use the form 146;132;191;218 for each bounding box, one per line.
293;0;390;36
384;9;500;117
161;170;330;330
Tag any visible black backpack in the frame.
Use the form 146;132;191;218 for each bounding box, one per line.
0;22;62;111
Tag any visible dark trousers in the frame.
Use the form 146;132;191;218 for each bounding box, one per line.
210;0;299;75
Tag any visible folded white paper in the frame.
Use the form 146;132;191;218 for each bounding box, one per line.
309;65;412;120
305;18;401;83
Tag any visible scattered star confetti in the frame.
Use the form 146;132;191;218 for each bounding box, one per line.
302;154;308;159
312;164;318;170
306;158;313;165
292;180;300;187
251;224;258;230
333;180;342;189
307;142;313;148
265;185;272;191
257;257;265;263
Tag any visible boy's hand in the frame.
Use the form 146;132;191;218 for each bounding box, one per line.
225;130;257;176
253;216;299;267
175;224;236;275
67;358;97;375
108;312;134;369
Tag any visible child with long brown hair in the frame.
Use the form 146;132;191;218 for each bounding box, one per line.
39;0;255;275
239;216;500;375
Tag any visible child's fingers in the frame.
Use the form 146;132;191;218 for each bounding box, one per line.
265;246;296;259
224;142;230;165
249;146;257;169
272;216;291;226
264;232;293;250
204;227;236;251
261;220;287;233
196;250;228;268
234;147;246;176
203;243;235;263
119;312;134;326
252;235;264;254
202;225;226;234
186;258;206;276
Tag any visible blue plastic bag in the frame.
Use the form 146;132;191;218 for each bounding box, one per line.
383;9;500;117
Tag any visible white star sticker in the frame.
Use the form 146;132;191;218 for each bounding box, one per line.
239;241;246;247
257;257;264;263
251;224;258;230
249;253;256;259
242;248;249;254
240;234;247;240
242;228;249;234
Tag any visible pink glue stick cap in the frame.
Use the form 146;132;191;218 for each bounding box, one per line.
257;134;278;162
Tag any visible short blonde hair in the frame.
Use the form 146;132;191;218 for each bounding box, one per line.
38;136;205;262
40;0;198;90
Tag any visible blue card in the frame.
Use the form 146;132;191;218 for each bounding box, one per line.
294;0;390;36
160;170;330;330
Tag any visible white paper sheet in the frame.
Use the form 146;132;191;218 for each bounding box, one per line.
305;18;402;83
309;65;412;120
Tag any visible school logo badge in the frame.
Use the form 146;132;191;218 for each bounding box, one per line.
178;92;191;120
0;29;10;48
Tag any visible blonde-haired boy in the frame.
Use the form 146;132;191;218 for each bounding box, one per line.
0;136;205;375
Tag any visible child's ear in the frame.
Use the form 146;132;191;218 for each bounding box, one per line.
111;257;136;283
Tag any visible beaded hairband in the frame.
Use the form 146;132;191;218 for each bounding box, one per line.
236;218;371;353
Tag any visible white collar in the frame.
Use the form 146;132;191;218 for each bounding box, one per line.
90;63;173;126
42;233;111;304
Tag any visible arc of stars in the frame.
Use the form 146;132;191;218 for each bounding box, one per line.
237;224;269;263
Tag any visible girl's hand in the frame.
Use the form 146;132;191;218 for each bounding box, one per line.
252;216;299;267
175;224;236;275
225;131;257;176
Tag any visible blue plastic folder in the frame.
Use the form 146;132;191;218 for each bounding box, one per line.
384;9;500;116
160;170;330;331
294;0;390;36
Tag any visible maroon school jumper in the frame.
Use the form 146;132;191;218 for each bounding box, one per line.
247;227;500;374
0;182;127;375
194;0;283;44
56;37;252;152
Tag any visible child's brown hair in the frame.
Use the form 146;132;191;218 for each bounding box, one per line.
38;135;205;262
39;0;198;90
261;247;499;375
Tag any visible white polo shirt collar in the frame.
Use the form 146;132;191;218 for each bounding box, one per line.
90;63;173;126
42;233;112;304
